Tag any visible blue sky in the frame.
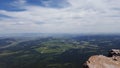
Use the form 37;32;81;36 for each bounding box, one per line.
0;0;120;34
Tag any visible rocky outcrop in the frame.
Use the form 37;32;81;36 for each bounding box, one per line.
83;49;120;68
108;49;120;57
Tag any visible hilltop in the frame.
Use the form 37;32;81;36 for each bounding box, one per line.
84;49;120;68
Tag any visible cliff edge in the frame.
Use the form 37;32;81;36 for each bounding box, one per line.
83;49;120;68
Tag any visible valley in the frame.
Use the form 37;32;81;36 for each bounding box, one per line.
0;35;120;68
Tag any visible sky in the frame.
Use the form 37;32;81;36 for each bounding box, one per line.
0;0;120;34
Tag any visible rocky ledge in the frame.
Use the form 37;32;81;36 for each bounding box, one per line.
83;49;120;68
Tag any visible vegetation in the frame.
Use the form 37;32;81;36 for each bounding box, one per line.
0;35;120;68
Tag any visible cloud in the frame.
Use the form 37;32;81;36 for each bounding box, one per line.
33;0;70;8
0;0;120;34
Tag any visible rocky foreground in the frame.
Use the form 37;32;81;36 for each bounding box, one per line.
83;49;120;68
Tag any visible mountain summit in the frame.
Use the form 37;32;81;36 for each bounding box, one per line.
83;49;120;68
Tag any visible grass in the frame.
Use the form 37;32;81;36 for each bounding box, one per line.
35;40;77;54
35;39;99;54
0;51;21;56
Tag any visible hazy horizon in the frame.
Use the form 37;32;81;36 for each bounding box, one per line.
0;0;120;34
0;32;120;37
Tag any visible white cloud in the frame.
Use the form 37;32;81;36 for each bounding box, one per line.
0;0;120;34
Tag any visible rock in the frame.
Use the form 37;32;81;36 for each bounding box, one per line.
108;49;120;57
83;49;120;68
